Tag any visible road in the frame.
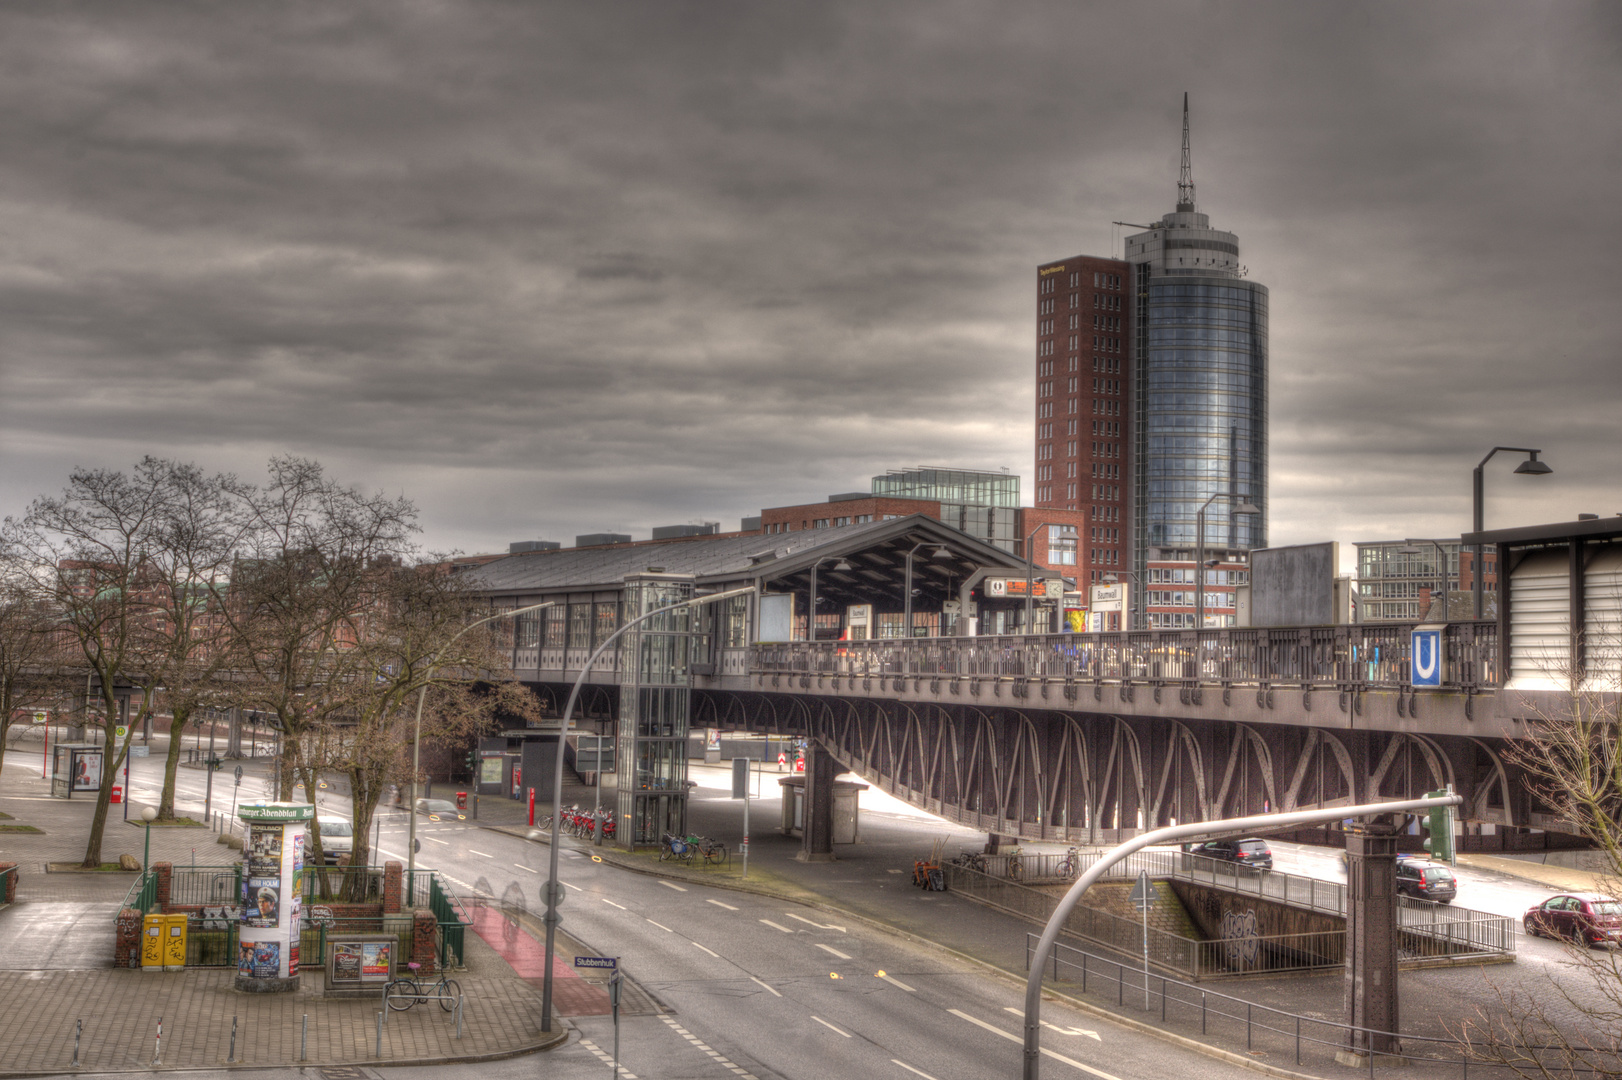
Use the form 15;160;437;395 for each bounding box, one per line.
104;743;1275;1080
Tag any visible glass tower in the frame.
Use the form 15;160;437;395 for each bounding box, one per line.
1124;105;1268;612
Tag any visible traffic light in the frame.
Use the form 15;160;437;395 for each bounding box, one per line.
465;749;479;773
1422;788;1454;863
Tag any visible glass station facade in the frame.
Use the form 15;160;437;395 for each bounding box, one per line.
872;467;1020;552
616;574;694;846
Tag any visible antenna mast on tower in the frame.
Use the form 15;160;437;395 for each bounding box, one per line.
1176;92;1196;213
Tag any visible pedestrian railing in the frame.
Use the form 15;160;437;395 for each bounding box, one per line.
183;913;416;969
119;869;161;915
750;619;1500;692
1026;933;1554;1078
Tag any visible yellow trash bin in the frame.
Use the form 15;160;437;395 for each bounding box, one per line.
163;913;188;971
141;913;165;969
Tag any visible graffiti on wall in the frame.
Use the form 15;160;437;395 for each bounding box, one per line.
1220;907;1261;967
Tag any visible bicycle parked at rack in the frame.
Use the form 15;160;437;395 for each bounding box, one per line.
386;962;461;1012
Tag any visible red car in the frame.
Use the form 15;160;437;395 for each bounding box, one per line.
1524;893;1622;947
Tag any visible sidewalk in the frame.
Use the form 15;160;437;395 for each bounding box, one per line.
0;754;568;1076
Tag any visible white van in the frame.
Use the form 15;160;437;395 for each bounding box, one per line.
313;817;354;865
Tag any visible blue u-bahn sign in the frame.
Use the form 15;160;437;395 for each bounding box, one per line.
1411;627;1443;688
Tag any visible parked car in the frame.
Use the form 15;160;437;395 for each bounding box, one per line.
313;816;354;865
1524;893;1622;947
1187;838;1273;870
1395;859;1456;903
414;798;466;822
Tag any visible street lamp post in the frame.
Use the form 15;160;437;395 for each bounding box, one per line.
141;805;156;870
1472;447;1552;620
901;542;950;640
540;585;756;1033
1101;569;1142;633
806;557;852;642
406;601;555;899
1399;539;1449;622
1022;525;1046;635
1194;493;1260;630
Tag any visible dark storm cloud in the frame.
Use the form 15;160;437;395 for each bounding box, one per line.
0;2;1617;553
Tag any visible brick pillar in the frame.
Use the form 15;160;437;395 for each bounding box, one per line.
411;908;438;974
383;861;403;914
153;862;172;907
115;908;144;968
1340;820;1402;1063
0;862;16;904
797;744;836;863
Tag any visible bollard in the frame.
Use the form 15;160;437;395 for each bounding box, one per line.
227;1015;237;1063
151;1017;162;1066
455;995;463;1039
375;1011;383;1059
301;1014;308;1061
71;1019;81;1068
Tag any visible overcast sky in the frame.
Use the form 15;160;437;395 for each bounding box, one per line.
1;2;1617;560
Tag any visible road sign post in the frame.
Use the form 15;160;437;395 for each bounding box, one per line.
1129;870;1155;1008
731;757;751;879
609;966;624;1077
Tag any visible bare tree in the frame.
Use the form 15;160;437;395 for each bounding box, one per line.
0;574;67;778
305;558;539;899
221;457;418;803
3;459;174;867
135;461;248;821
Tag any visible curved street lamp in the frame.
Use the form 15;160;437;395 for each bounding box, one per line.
902;541;950;640
1472;447;1552;619
406;601;556;894
539;584;757;1032
1194;493;1260;630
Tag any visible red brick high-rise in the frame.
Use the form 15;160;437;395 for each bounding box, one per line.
1034;255;1133;588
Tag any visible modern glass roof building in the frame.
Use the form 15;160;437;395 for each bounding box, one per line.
871;467;1019;552
1123;100;1269;613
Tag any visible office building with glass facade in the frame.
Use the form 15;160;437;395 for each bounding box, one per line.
1036;100;1269;627
871;467;1020;552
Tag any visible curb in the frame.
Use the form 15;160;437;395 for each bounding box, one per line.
496;826;1340;1080
0;1025;572;1078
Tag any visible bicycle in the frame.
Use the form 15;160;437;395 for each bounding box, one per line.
386;962;461;1012
1058;846;1081;879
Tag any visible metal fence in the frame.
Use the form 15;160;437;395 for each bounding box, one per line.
945;862;1344;978
751;619;1499;691
184;914;415;969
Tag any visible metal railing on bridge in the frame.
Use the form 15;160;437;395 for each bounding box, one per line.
751;620;1499;692
946;848;1513;975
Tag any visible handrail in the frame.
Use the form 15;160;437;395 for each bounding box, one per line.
749;619;1499;692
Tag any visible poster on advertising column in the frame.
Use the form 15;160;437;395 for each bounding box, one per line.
235;802;314;992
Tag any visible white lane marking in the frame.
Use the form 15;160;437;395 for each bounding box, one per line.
706;898;739;910
787;912;846;932
812;1016;851;1038
749;976;782;997
646;919;673;932
514;864;537;873
892;1060;941;1080
947;1010;1117;1078
759;919;794;933
469;849;493;857
880;973;916;992
886;868;904;874
659;880;687;891
603;899;627;910
814;943;852;960
562;881;582;891
692;941;720;957
425;836;449;845
1004;1006;1100;1040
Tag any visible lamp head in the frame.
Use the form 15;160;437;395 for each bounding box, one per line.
1233;501;1262;516
141;806;157;823
832;559;852;572
931;545;951;559
1514;451;1553;476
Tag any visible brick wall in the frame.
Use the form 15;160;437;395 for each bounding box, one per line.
0;862;16;904
152;862;172;905
115;908;144;968
383;861;402;913
411;909;437;973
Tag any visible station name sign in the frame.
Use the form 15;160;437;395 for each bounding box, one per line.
236;802;316;823
984;578;1052;598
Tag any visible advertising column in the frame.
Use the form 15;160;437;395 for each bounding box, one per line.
236;801;314;993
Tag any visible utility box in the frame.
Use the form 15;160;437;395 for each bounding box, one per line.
141;913;165;969
163;913;187;970
777;776;869;844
